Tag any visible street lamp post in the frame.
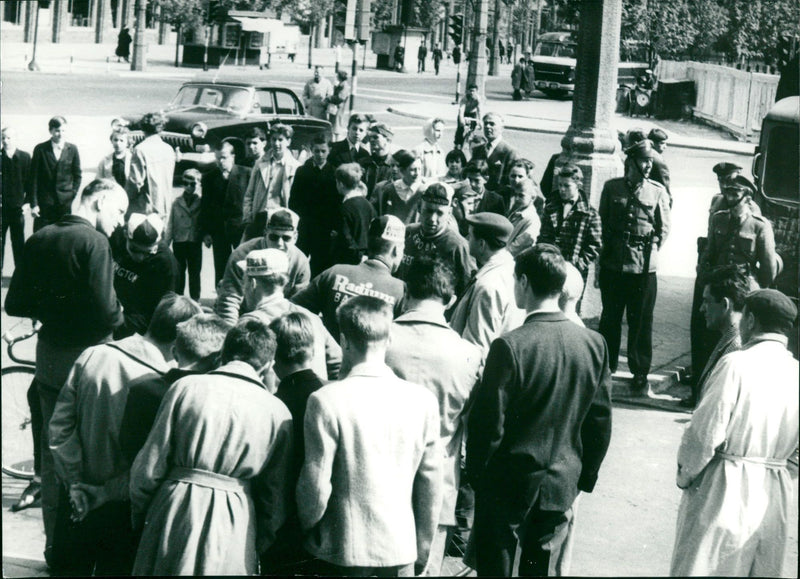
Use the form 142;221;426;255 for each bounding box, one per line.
27;1;41;72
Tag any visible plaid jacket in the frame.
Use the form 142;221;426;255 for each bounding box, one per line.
539;196;602;274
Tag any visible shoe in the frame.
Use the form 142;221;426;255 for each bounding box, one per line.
630;374;649;394
11;480;41;512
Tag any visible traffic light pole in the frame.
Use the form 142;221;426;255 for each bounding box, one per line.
350;40;358;111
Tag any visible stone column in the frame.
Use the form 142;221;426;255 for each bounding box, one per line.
559;0;623;207
51;0;68;43
488;0;501;75
466;0;488;99
95;0;112;43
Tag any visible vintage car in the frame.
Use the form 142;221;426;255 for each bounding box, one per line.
121;81;332;170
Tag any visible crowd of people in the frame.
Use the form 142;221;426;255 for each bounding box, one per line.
1;105;797;578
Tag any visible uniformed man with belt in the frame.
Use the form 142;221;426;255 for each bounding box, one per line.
699;175;779;289
686;164;763;406
598;139;671;393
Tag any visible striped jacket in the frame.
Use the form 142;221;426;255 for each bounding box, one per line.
539;195;602;275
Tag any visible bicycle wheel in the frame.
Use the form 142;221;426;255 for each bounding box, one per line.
1;366;36;479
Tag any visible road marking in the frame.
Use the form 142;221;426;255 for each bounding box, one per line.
279;80;452;103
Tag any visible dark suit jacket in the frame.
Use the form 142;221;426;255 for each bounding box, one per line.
275;368;325;472
201;164;249;238
466;311;612;514
1;148;32;209
30;141;82;210
328;139;371;169
470;139;518;192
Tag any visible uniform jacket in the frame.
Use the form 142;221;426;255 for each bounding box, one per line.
386;309;482;526
598;177;671;274
30;140;82;210
539;195;602;274
328;138;371;169
449;249;525;357
466;311;612;514
296;361;443;567
201;164;250;238
130;361;294;575
96;150;132;187
507;203;541;257
242;150;300;223
699;204;778;288
470;139;518;192
215;239;311;324
2;147;32;209
49;334;171;500
292;258;406;340
165;192;202;244
672;338;799;576
5;215;123;349
127;134;176;219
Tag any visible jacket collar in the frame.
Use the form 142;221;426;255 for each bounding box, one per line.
344;361;396;379
523;310;569;324
210;360;266;388
476;249;514;279
394;307;450;328
110;334;172;374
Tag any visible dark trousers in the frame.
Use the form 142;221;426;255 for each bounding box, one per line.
689;275;719;400
418;58;425;72
2;206;25;272
39;385;60;563
205;229;234;286
243;211;269;242
33;203;70;232
173;241;203;300
51;492;137;576
308;559;414;577
448;473;475;554
27;378;43;475
473;492;574;577
598;269;657;376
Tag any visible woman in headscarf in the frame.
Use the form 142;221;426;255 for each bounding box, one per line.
413;118;448;179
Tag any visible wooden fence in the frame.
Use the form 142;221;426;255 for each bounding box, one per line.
656;60;779;141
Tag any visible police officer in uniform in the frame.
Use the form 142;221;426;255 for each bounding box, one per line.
684;176;781;408
699;175;779;290
598;139;671;393
686;162;756;405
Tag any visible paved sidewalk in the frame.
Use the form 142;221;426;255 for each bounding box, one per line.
388;100;756;155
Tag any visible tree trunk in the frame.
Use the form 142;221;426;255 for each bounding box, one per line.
174;24;181;67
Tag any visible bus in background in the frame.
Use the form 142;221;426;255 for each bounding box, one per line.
751;95;799;306
531;31;651;98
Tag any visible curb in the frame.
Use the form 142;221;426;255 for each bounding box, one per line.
386;106;755;155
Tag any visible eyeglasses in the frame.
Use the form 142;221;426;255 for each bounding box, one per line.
268;233;293;243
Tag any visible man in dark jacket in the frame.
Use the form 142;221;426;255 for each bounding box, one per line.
5;178;128;567
289;135;339;275
327;113;371;169
470;113;518;193
466;244;612;576
262;311;326;574
1;126;31;272
119;312;230;464
111;213;179;339
359;123;396;197
201;140;249;283
30;116;82;231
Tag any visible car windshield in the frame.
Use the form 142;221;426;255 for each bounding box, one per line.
535;41;576;59
168;85;252;112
